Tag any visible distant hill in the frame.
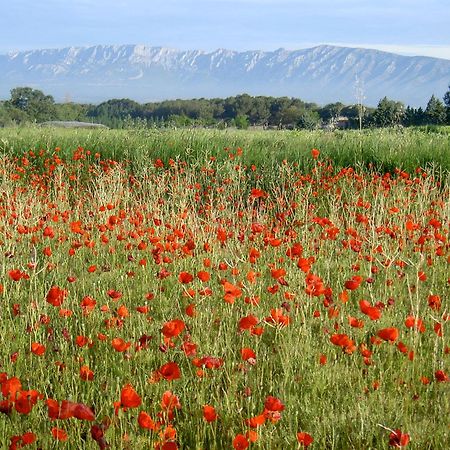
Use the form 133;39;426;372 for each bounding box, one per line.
1;44;449;106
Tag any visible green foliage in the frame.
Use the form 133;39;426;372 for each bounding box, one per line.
425;94;447;125
6;87;57;123
443;85;450;123
370;97;405;127
233;114;249;129
2;85;450;130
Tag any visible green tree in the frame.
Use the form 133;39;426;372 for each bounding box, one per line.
442;85;450;124
371;97;405;127
319;102;344;123
424;95;447;125
402;106;425;127
233;114;249;129
297;109;320;130
7;87;56;122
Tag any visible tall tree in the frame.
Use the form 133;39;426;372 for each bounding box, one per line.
371;97;404;127
443;85;450;124
425;95;447;125
7;87;56;122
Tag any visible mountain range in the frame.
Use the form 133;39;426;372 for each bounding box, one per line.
1;44;449;106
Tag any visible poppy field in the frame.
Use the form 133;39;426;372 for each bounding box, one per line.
0;129;449;449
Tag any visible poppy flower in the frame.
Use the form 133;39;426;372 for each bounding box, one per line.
72;402;95;421
297;432;314;447
46;286;67;307
222;280;242;304
388;429;410;447
241;347;256;363
51;427;68;441
233;434;249;450
345;275;363;290
359;300;381;320
158;362;181;381
311;148;320;159
111;337;130;352
31;342;46;356
178;272;194;284
8;269;30;281
120;384;142;408
161;320;185;338
197;271;210;282
202;405;218;422
264;396;285;412
160;391;181;418
80;365;94;381
138;410;158;430
14;390;42;415
250;188;268;199
91;422;109;449
377;327;399;343
427;294;441;310
435;370;448;382
107;289;122;300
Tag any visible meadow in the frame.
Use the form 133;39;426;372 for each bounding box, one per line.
0;127;448;449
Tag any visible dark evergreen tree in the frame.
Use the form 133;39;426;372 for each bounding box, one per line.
425;95;447;125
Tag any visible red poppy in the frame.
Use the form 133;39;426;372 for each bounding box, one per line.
158;362;181;381
297;432;314;447
31;342;46;356
178;272;194;283
435;370;448;382
197;271;210;282
80;365;94;381
161;319;185;338
202;405;218;422
138;410;158;430
377;327;399;342
345;275;363;290
245;413;266;428
111;338;131;352
250;188;268;199
427;294;441;310
241;347;256;363
264;396;284;412
8;269;30;281
14;390;42;415
238;315;259;332
233;434;249;450
107;289;122;300
311;148;320;159
222;280;242;304
359;300;381;320
72;402;95;421
46;286;68;307
51;427;68;441
389;429;410;447
120;384;142;408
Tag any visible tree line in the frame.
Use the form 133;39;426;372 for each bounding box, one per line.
0;86;449;129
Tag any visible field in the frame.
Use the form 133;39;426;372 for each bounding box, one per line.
0;127;449;449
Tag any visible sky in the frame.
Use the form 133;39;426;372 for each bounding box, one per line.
0;0;449;59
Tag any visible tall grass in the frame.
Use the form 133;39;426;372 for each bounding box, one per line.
1;127;449;175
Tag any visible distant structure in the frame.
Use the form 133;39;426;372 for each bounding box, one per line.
322;116;350;131
40;121;108;129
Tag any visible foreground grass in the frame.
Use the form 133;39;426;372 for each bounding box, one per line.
0;137;449;449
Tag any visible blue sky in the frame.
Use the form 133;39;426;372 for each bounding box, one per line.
1;0;449;59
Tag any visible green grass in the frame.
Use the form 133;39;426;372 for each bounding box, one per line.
1;126;449;175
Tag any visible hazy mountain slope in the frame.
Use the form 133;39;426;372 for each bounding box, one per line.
1;44;449;106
